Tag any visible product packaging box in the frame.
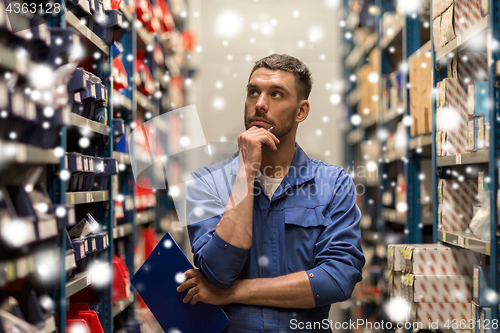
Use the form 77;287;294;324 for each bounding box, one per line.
473;265;491;306
406;245;479;276
479;307;491;333
468;118;477;152
441;179;477;232
454;0;483;37
409;274;472;303
411;302;471;329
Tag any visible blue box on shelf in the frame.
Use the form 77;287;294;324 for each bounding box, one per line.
65;152;84;192
93;157;118;191
30;105;71;149
94;10;123;45
115;124;130;153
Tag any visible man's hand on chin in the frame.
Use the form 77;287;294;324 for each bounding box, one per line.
177;269;235;305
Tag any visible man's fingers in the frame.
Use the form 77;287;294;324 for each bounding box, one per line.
183;269;198;278
177;278;196;293
190;294;199;305
183;287;197;303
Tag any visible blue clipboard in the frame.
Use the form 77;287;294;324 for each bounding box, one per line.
131;232;230;333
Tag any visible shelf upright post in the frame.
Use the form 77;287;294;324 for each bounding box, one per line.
120;0;137;313
403;12;421;244
49;5;67;332
375;0;385;238
431;5;439;245
95;44;115;333
488;0;500;327
342;0;355;169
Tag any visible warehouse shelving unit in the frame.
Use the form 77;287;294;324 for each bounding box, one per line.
343;0;499;330
0;0;189;332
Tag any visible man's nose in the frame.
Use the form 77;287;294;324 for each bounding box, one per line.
255;93;268;112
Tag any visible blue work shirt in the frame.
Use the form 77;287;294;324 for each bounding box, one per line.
186;143;365;333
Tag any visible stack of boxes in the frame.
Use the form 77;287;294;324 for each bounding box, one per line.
436;76;469;156
437;170;491;239
472;265;493;333
356;48;380;118
388;244;479;330
467;82;489;152
437;178;477;232
409;51;433;136
432;0;486;51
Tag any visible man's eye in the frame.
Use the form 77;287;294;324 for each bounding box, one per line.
248;90;258;96
272;92;282;98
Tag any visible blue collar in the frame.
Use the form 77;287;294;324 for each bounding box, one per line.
229;142;315;186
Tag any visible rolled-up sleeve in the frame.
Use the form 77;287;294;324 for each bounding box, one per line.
186;165;249;288
306;170;365;307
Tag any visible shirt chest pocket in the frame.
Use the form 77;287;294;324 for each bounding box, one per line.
283;206;328;272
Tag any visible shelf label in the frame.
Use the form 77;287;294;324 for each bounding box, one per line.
70;193;75;205
17;56;27;74
442;232;446;242
456;154;462;164
457;35;462;46
86;119;90;129
80;244;85;258
92;238;96;251
458;236;465;248
120;227;124;237
86;28;92;40
465;237;469;249
16;258;29;279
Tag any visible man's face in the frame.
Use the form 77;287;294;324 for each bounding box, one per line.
244;68;301;139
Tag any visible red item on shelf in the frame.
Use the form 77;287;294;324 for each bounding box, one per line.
110;0;122;10
153;44;164;67
66;319;91;333
183;30;196;52
67;305;104;333
136;0;151;27
112;57;129;90
143;227;158;259
134;59;155;96
144;1;162;34
154;0;175;33
112;256;131;302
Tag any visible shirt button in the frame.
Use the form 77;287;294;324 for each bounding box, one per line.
224;244;228;249
309;273;314;278
316;295;320;299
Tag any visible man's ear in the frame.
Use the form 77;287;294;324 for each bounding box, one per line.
296;100;310;123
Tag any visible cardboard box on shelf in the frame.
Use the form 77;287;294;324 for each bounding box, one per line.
406;244;479;275
468;118;477;152
473;265;491;306
411;302;471;329
442;5;456;44
409;274;472;303
433;16;444;51
458;53;488;92
442;179;477;232
454;0;483;37
409;51;433;135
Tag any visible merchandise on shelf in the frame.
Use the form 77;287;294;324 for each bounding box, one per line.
436;78;468;156
439;178;477;232
356;48;380;117
406;274;472;303
473;265;491;306
409;50;433;135
411;302;471;329
453;0;482;37
113;256;131;302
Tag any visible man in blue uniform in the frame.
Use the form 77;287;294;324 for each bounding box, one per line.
177;53;365;332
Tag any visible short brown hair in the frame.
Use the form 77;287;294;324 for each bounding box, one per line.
249;54;313;101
